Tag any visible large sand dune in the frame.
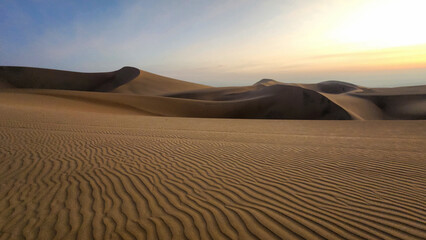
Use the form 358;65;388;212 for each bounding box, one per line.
0;67;426;120
0;66;207;94
1;66;424;120
113;69;209;96
0;66;425;239
0;66;139;91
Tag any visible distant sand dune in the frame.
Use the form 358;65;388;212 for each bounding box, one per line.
113;69;209;95
300;81;426;119
0;88;351;119
166;83;352;119
1;66;425;120
0;108;425;239
0;66;140;91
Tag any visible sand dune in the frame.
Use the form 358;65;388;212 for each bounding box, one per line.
0;66;425;239
166;83;352;119
0;107;425;239
0;87;351;119
1;66;425;120
113;69;209;96
299;81;426;119
0;66;141;91
165;79;426;120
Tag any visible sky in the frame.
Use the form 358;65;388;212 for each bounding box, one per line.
1;0;426;87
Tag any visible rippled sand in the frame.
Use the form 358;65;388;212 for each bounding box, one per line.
1;107;425;239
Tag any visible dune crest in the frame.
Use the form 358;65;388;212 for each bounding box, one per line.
113;70;209;95
0;66;141;91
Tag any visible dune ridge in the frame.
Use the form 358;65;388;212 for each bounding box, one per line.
0;107;425;239
113;69;209;96
1;66;425;120
0;66;139;91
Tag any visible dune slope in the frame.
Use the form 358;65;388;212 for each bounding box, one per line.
113;69;209;95
166;83;352;119
300;81;426;119
0;88;351;119
0;107;425;239
0;66;140;91
0;66;425;120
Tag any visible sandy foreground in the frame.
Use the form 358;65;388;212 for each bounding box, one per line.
1;106;425;239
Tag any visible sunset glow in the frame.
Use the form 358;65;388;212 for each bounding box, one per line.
0;0;425;86
330;0;426;49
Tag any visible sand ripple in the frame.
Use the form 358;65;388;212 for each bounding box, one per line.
0;111;425;239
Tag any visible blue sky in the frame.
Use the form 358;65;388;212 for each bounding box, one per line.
1;0;425;87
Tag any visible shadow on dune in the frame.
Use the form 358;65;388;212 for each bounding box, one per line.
0;66;140;91
166;81;352;120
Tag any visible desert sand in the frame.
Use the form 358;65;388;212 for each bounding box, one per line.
0;66;425;239
1;66;425;120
